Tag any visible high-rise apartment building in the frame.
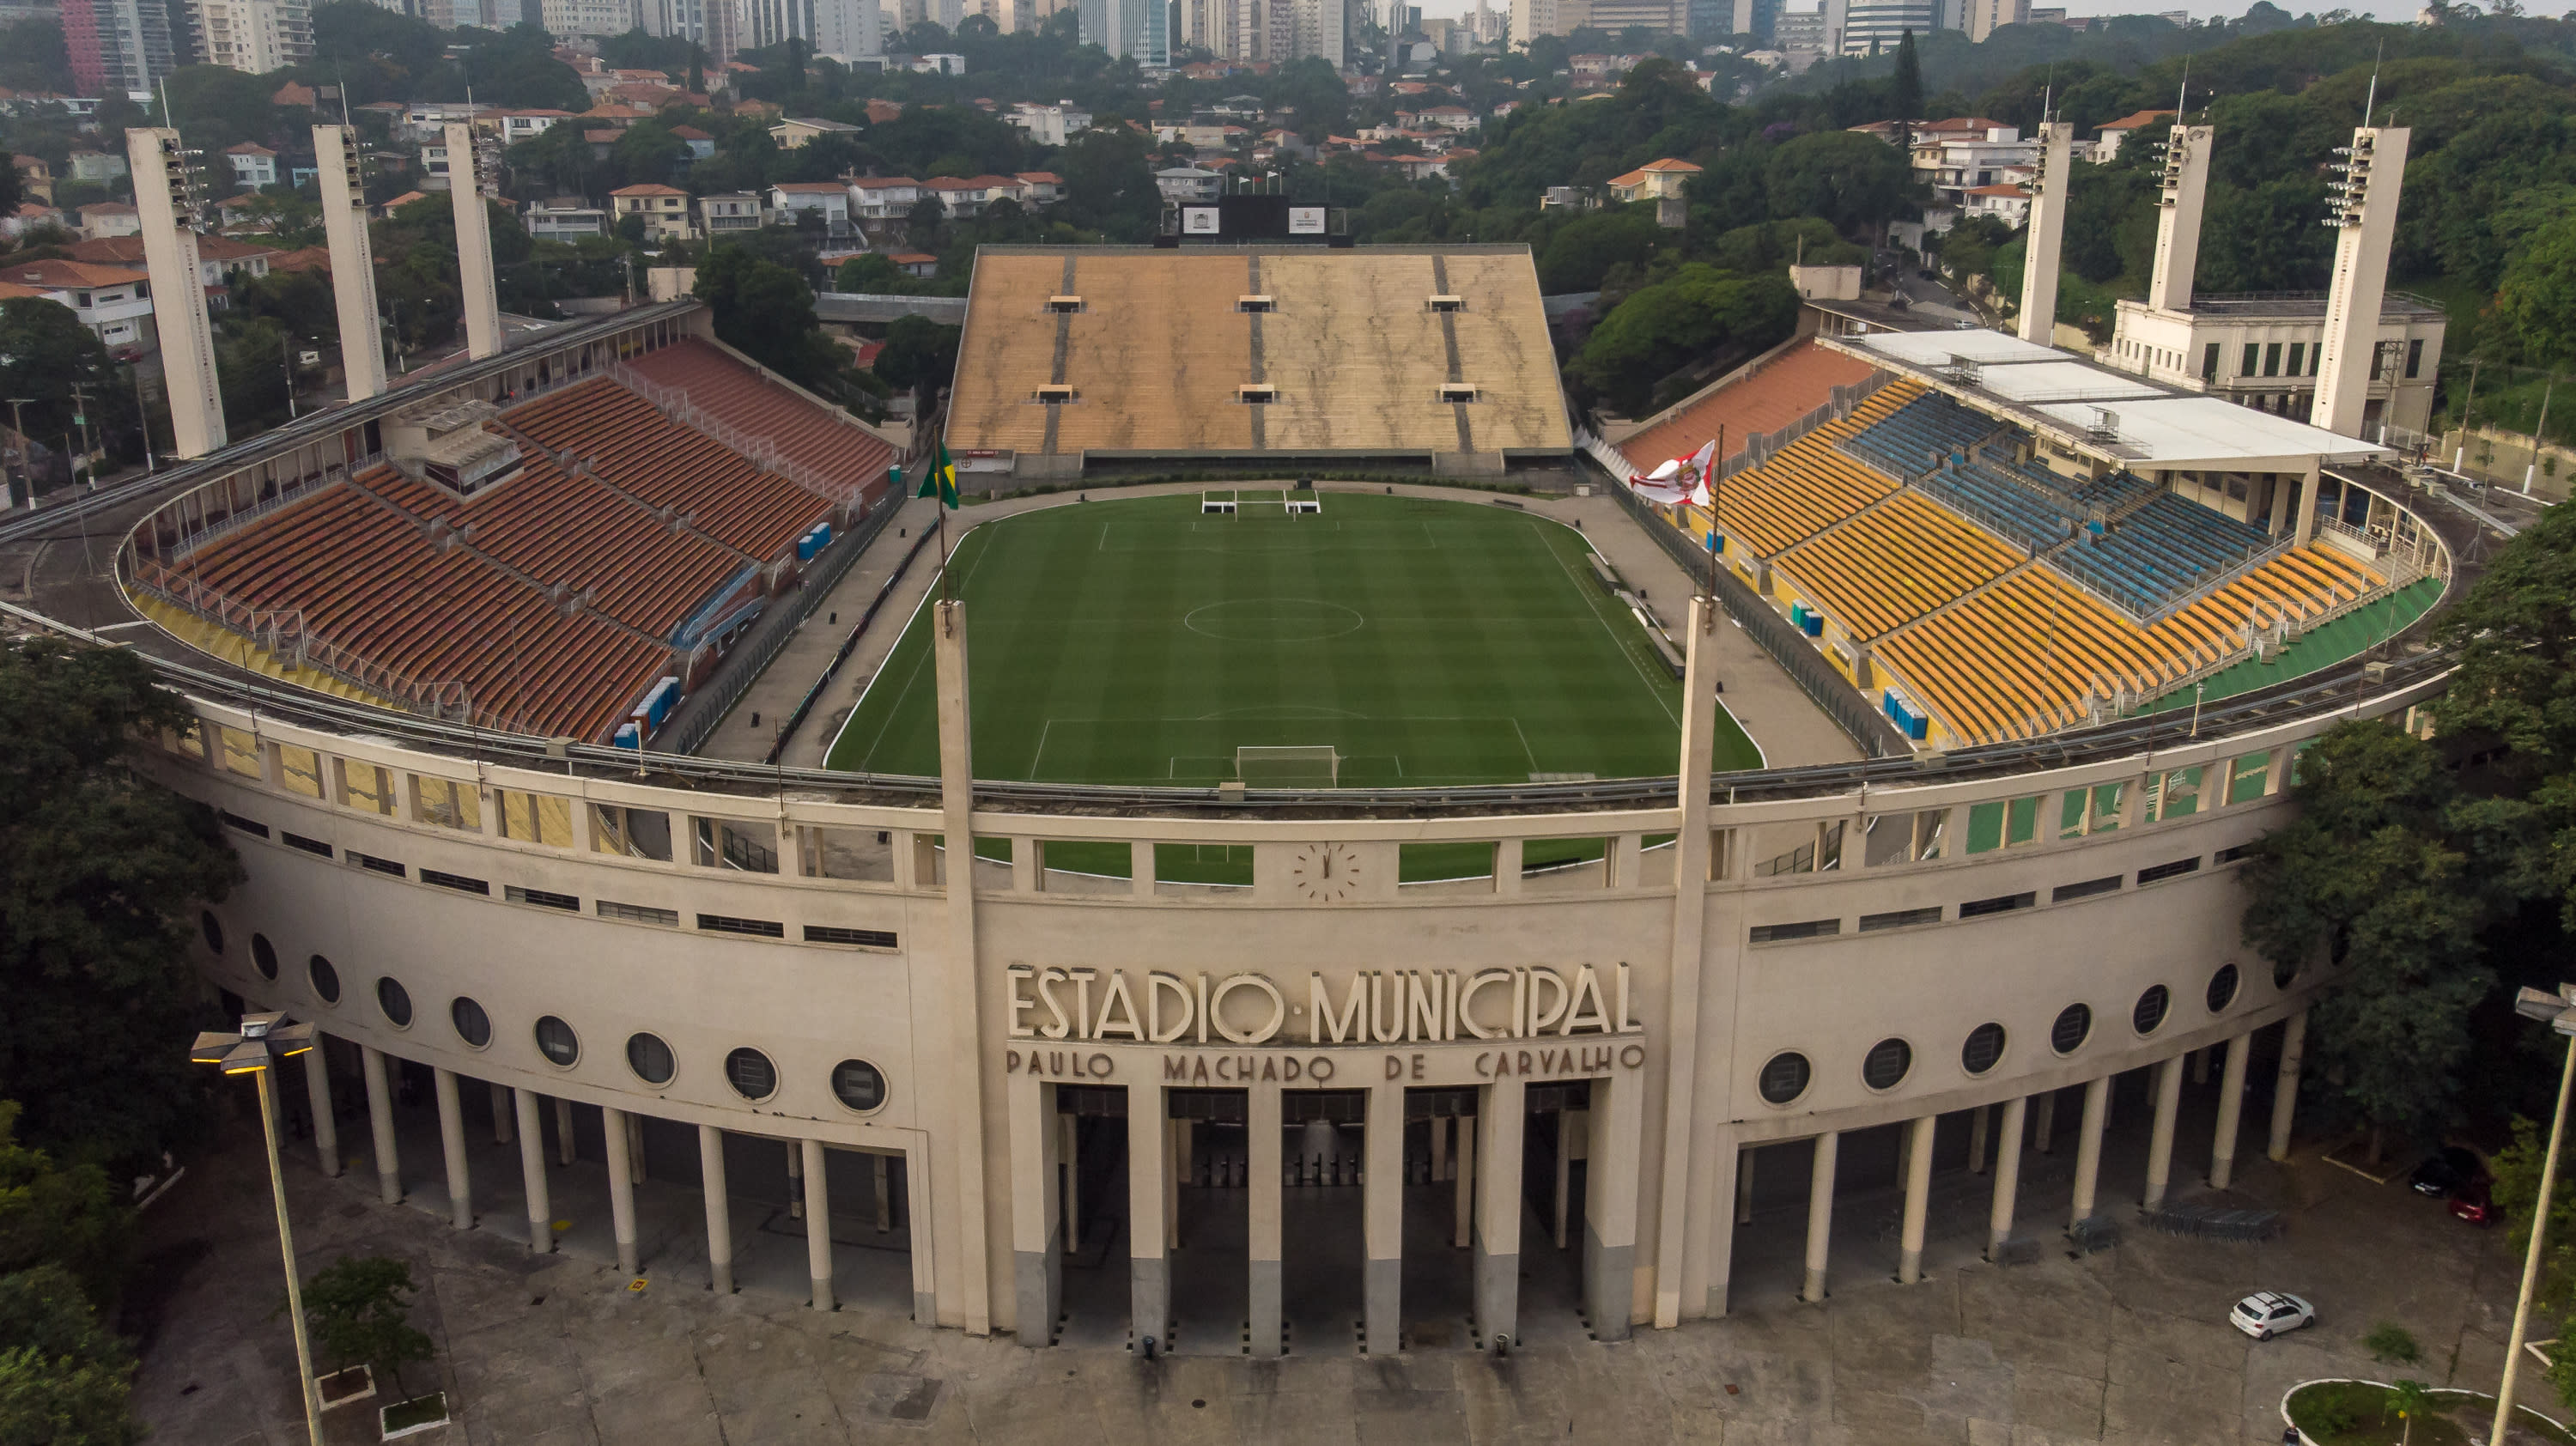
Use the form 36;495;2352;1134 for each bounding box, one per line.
1836;0;1924;52
736;0;816;50
1961;0;2023;39
189;0;314;73
814;0;882;58
1080;0;1166;63
539;0;641;39
61;0;176;99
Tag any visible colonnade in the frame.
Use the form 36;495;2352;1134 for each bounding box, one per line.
1755;1011;2306;1309
295;1033;912;1316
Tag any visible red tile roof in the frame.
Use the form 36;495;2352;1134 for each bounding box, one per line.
1617;340;1879;475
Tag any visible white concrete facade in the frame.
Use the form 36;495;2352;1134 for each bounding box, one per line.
125;128;225;459
313;126;387;404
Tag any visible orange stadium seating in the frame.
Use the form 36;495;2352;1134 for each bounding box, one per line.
1616;339;1880;476
620;338;895;503
506;378;831;560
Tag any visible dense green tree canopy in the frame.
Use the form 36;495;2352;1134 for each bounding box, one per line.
1563;264;1798;416
692;244;847;390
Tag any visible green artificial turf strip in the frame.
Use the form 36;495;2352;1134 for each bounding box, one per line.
2136;574;2445;714
827;493;1759;787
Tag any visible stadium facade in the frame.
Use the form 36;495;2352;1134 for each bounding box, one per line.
0;126;2466;1352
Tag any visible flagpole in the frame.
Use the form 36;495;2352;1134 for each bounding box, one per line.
1707;423;1723;631
932;422;954;634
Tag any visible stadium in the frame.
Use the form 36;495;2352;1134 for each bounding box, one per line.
0;120;2469;1353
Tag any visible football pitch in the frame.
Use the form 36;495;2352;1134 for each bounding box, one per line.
823;491;1759;787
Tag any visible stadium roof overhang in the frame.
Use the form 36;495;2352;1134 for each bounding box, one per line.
1820;329;2393;475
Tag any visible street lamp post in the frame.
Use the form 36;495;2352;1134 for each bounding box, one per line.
189;1012;328;1446
2491;983;2576;1446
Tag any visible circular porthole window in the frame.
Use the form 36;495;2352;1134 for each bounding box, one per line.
451;996;492;1049
2050;1003;2093;1056
626;1033;676;1086
201;911;224;955
307;954;340;1005
1757;1051;1811;1106
251;933;278;981
726;1048;779;1102
2207;963;2241;1013
2133;985;2171;1036
830;1059;887;1113
1960;1023;2006;1076
1862;1037;1912;1091
2273;956;2300;990
534;1016;580;1068
377;977;413;1028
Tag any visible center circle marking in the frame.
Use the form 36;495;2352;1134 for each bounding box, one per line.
1182;598;1364;642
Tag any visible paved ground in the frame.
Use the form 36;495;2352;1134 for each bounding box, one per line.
699;482;1861;773
134;1070;2544;1446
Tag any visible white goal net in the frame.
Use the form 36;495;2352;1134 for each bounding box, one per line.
1236;744;1340;787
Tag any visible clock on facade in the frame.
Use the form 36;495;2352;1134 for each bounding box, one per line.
1288;841;1363;902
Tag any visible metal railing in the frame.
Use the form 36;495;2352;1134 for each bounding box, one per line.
608;362;866;507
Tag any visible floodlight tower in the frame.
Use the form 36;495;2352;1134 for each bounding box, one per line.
2145;122;2214;313
2312;123;2411;442
126;128;227;459
444;122;504;362
314;125;387;403
2015;119;2075;346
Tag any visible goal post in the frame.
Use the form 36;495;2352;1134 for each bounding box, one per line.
1200;489;1238;514
1235;744;1340;787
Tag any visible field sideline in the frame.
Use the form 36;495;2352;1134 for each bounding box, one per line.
824;491;1759;787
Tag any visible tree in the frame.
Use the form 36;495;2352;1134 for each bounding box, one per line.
0;641;243;1164
906;193;946;248
1890;30;1924;119
2239;721;2497;1160
1563;264;1799;416
301;1257;434;1398
2385;1378;2431;1446
690;244;845;391
1762;130;1915;240
2433;501;2576;917
1534;208;1668;293
0;298;116;458
0;1346;139;1446
1054;126;1159;242
2496;213;2576;372
873;314;959;395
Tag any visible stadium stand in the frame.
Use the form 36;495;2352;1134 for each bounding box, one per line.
1777;492;2020;639
1613;339;1879;475
505;378;831;562
2052;492;2281;616
1259;252;1460;454
620;338;896;502
1680;380;1917;556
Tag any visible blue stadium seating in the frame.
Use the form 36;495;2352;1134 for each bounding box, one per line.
1843;392;1997;479
2053;493;2276;614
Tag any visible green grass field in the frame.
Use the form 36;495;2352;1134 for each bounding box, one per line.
824;491;1759;787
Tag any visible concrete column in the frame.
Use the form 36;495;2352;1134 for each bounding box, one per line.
1167;1121;1186;1249
787;1137;805;1219
1128;1088;1169;1353
1704;1128;1740;1321
1431;1111;1448;1181
699;1124;734;1294
433;1067;471;1230
1735;1144;1756;1224
1801;1131;1839;1303
1553;1109;1580;1249
1586;1067;1644;1338
1060;1115;1081;1249
1967;1103;1990;1176
1364;1079;1403;1352
2293;457;2323;546
803;1139;835;1312
2191;1048;2210;1086
2144;1056;2185;1208
1007;1070;1054;1346
1248;1084;1283;1357
361;1044;400;1205
2033;1089;2057;1153
2211;1032;2252;1188
1474;1078;1526;1348
2069;1077;2110;1230
2269;1009;2310;1162
602;1105;640;1275
1898;1115;1937;1284
1986;1096;2026;1258
554;1096;575;1168
301;1041;341;1177
1452;1107;1476;1249
513;1088;551;1255
1654;596;1722;1329
874;1152;894;1232
625;1112;647;1184
933;598;993;1334
489;1080;513;1145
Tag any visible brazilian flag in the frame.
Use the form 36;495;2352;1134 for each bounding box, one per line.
912;440;960;508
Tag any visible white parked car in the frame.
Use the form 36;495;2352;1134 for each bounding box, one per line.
2232;1291;2317;1340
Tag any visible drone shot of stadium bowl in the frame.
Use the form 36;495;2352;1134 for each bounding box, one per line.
13;6;2576;1443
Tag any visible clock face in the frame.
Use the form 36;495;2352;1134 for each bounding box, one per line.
1288;842;1363;902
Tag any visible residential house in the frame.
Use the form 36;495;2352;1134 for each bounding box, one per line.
910;53;964;74
1013;172;1063;205
920;175;1005;219
225;143;277;189
70;234;276;305
1418;105;1476;131
1605;156;1701;203
1906;122;2038;211
75;202;138;238
1156;166;1223;202
1005;100;1090;146
2;203;61;238
0;258;151;355
864;100;902;124
770;116;863;149
65;148;125;182
671;124;715;160
768;181;850;229
2093;107;2177;162
378;190;431;216
11;155;49;204
888;251;937;277
270;80;317;106
492;109;574;143
849;176;921;223
525;199;606;240
1962;182;2029;225
610;183;695;240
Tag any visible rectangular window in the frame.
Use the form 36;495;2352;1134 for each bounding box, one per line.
351;852;404;877
282;831;332;857
2052;875;2122;902
697;914;786;939
2241;342;2259;376
2406;337;2424;379
2227;752;2270;805
2284;342;2304;376
2202;342;2220;381
219;809;269;838
2059;781;2126;838
1958;890;2036;918
218;726;261;779
1859;905;1941;932
2263;342;2283;377
338;760;394;815
505;884;579;911
2216;842;2257;865
421;868;490;895
1749;918;1840;944
2137;856;2202;884
598;899;679;927
2147;765;2204;821
805;924;899;948
277;744;325;799
2311;343;2324;376
410;775;480;831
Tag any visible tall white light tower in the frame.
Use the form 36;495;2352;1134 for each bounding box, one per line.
2145;122;2213;314
444;122;504;362
127;127;228;459
313;125;387;403
2312;124;2410;441
2015;119;2074;346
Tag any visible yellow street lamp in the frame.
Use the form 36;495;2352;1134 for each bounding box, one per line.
189;1011;326;1446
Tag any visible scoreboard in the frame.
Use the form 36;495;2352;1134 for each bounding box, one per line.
1163;195;1346;243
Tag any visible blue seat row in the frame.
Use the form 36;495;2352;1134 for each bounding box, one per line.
2056;493;2275;613
1843;393;1999;480
1915;460;2075;556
